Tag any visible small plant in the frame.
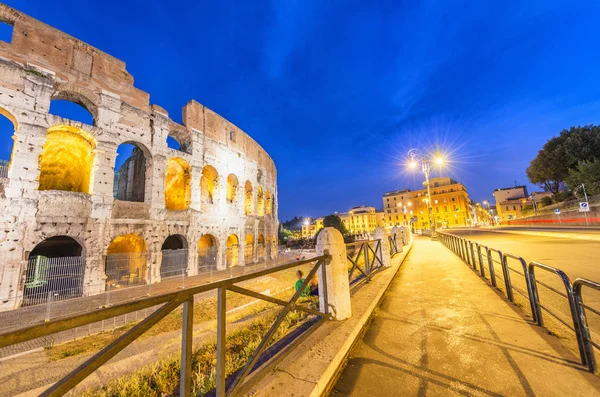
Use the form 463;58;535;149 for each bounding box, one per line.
24;68;46;78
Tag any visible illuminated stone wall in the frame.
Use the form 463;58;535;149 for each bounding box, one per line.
0;4;279;311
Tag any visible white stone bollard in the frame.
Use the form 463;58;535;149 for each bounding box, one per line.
400;225;412;245
391;226;402;253
373;227;391;267
316;227;351;320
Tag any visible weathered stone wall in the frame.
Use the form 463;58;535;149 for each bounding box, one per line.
0;5;279;310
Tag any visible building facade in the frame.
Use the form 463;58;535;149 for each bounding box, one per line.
382;177;471;229
301;206;381;238
493;186;528;221
0;5;278;310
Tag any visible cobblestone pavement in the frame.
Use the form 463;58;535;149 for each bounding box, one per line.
0;251;312;359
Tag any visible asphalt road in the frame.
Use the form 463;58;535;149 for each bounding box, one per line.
446;227;600;356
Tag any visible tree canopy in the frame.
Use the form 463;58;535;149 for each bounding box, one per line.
322;214;349;237
527;125;600;194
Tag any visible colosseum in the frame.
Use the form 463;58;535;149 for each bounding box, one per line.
0;5;278;311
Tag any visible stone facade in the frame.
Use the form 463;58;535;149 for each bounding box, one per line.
0;5;278;310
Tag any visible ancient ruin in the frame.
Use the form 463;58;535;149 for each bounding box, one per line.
0;5;278;310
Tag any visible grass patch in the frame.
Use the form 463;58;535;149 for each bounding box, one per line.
45;288;297;361
81;302;315;396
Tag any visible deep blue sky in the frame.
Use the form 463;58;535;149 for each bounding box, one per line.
2;1;600;221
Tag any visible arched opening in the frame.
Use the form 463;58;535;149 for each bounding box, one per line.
114;143;148;203
227;174;238;204
200;165;218;207
244;180;253;215
24;236;85;306
266;236;272;259
198;234;217;272
257;234;266;261
226;234;239;268
0;106;17;178
167;126;192;155
160;234;189;279
266;191;272;215
244;233;254;265
49;98;95;126
257;186;265;217
105;234;148;288
165;157;191;210
38;125;96;193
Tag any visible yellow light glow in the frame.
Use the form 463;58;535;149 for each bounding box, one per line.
200;165;218;204
38;125;96;193
409;161;417;169
226;234;239;267
257;186;265;216
227;174;239;203
266;190;272;215
435;157;444;165
165;157;191;210
245;181;253;215
106;234;147;283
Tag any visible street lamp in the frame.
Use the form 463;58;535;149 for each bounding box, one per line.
482;200;493;225
407;148;445;236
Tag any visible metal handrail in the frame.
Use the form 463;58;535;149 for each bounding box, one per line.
574;278;600;373
528;261;586;364
347;239;385;288
437;231;600;373
0;255;331;396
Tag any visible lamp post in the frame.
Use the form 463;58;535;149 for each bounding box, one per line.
482;200;493;225
407;148;444;237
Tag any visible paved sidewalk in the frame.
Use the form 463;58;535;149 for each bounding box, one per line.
334;237;600;396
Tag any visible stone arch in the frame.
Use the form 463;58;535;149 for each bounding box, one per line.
244;180;253;215
24;236;85;306
105;234;148;287
266;190;272;215
226;234;239;267
165;157;191;210
160;234;189;278
244;233;254;265
226;174;239;204
51;84;99;124
257;234;266;261
114;142;151;203
0;105;18;173
38;124;96;194
200;165;218;206
198;234;217;271
167;123;192;155
257;186;264;217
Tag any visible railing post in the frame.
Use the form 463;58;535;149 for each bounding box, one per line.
574;279;598;373
180;296;194;397
486;248;497;287
477;244;485;278
216;287;226;396
470;242;477;270
363;241;370;280
526;264;544;326
45;290;53;322
501;255;514;302
316;227;351;320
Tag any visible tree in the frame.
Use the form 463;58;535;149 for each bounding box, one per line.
278;224;293;242
526;135;569;193
565;159;600;197
539;196;553;207
322;214;349;237
527;125;600;193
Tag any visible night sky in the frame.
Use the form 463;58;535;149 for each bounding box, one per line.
1;1;600;221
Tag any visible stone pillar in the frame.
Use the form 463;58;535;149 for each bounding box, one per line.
189;165;202;211
400;225;411;245
316;227;351;320
373;227;391;267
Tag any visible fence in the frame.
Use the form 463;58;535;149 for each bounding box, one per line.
0;165;8;178
22;256;85;307
160;249;189;279
105;252;148;288
346;239;385;288
198;246;218;274
0;255;331;397
438;231;600;373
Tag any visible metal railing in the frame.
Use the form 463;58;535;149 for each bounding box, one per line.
0;255;332;396
438;231;600;373
105;252;148;289
0;164;8;178
389;234;400;257
23;255;85;307
160;249;189;279
346;239;385;288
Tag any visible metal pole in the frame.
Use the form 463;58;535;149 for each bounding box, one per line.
106;283;111;307
180;297;193;397
181;269;185;289
45;290;53;322
216;287;227;397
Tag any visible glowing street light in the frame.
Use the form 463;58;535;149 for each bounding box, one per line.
407;148;446;236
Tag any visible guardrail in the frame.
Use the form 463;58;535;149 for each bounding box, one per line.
346;239;384;288
438;231;600;373
0;255;331;396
